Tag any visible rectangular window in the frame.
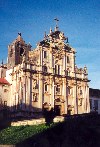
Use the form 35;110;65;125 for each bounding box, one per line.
44;51;47;58
58;65;60;75
94;100;98;110
44;84;48;92
56;85;60;93
55;65;60;74
67;56;70;63
55;65;57;74
4;101;7;106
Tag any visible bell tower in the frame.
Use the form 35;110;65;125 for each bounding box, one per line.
7;33;31;69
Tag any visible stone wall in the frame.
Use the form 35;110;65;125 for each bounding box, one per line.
11;116;64;126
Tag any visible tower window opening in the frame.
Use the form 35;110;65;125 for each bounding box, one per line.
20;47;24;56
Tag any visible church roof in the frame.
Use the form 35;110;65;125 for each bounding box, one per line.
11;33;26;45
0;78;10;85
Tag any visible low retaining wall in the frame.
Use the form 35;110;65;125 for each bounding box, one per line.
11;116;64;126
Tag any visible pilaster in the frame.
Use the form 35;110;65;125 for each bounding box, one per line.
39;73;43;110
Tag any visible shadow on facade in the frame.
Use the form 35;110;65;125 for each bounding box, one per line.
0;103;57;129
9;104;43;121
0;104;43;130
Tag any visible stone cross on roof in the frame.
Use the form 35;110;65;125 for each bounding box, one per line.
54;18;59;31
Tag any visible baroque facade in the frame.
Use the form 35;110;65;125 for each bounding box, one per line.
5;26;90;116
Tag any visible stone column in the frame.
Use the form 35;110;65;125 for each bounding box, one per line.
39;49;41;71
50;48;53;73
63;78;67;114
40;48;43;71
52;77;55;108
23;74;26;110
50;76;53;107
80;84;84;113
72;55;74;73
26;74;28;106
83;83;86;113
73;81;78;114
84;85;87;113
86;85;90;113
30;73;33;111
25;73;30;110
17;77;21;107
39;74;43;111
63;55;65;75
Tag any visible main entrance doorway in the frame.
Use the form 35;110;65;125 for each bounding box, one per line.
54;105;61;116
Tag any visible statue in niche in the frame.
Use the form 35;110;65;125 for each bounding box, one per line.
33;93;38;102
33;80;38;89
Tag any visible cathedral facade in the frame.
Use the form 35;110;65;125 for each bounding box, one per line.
5;26;90;116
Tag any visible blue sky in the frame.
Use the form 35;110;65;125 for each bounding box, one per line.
0;0;100;88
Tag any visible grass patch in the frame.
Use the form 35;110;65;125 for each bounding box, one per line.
0;123;54;144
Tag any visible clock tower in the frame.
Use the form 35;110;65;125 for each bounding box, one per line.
7;33;31;69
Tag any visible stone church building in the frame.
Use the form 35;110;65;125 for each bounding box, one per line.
1;25;90;116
